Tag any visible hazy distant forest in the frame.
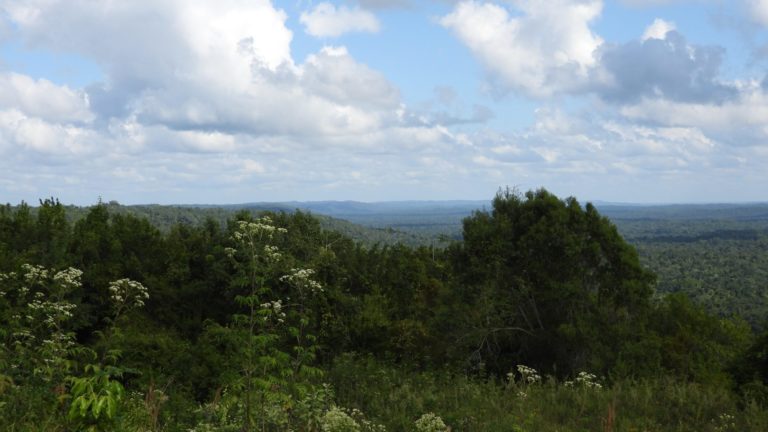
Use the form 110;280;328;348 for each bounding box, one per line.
2;189;768;431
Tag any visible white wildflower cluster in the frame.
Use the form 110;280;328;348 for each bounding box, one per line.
260;299;286;323
320;406;387;432
229;217;287;263
8;266;82;300
564;371;602;389
260;299;283;313
280;268;323;294
514;365;542;384
21;264;49;284
0;272;8;298
52;267;83;290
12;329;34;341
27;299;76;327
414;413;448;432
38;330;77;373
713;413;736;432
321;407;360;432
109;278;150;311
233;217;288;242
41;332;75;350
263;244;282;262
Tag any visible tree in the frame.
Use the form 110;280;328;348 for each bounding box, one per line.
449;188;655;375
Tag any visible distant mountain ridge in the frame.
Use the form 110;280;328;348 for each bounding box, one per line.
178;199;768;226
217;200;490;216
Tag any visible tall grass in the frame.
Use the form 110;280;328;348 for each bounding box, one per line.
329;354;768;432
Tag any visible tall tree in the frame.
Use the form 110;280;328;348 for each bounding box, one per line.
450;188;655;375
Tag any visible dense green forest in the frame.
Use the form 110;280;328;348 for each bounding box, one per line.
49;198;768;328
2;190;768;431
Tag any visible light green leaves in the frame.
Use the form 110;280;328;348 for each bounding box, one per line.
67;365;126;431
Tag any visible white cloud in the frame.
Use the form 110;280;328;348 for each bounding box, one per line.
595;29;735;104
302;46;400;110
2;0;295;88
300;3;380;38
618;85;768;148
0;0;481;203
441;3;737;106
747;0;768;26
441;0;603;97
0;109;95;155
463;106;757;203
0;0;404;139
0;73;93;123
0;0;486;202
0;0;766;204
642;18;676;41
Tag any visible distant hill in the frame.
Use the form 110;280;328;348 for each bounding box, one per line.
596;203;768;221
208;200;490;241
219;200;768;241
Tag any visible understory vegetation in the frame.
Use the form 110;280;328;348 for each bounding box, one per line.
2;189;767;431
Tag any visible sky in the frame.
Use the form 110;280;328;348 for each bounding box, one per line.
0;0;767;205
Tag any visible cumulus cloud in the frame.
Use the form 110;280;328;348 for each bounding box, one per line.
0;0;403;139
619;83;768;147
595;30;737;104
440;0;604;97
302;46;399;109
300;3;380;38
0;0;483;202
0;73;93;123
442;3;738;107
0;109;97;157
458;79;768;201
1;0;766;204
463;104;766;202
642;18;676;41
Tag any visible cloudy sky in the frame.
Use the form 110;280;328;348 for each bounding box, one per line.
0;0;767;204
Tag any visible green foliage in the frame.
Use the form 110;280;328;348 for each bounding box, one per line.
67;364;125;432
321;407;360;432
449;188;655;376
654;293;751;384
631;229;768;328
329;355;768;432
3;193;768;430
211;215;328;431
414;413;448;432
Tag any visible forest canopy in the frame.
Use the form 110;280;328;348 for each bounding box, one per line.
1;190;766;431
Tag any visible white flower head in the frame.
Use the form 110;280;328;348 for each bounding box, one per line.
280;268;323;294
515;365;542;384
53;267;83;291
108;278;149;311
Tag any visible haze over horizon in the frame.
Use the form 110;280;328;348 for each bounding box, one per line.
16;196;768;208
1;0;767;205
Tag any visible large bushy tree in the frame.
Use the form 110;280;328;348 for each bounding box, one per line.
449;188;656;375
